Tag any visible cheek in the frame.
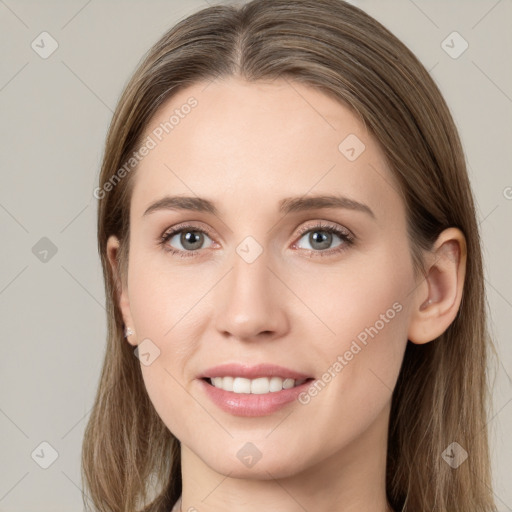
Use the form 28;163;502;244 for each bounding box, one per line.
294;238;413;354
126;245;194;337
125;249;209;436
300;245;413;426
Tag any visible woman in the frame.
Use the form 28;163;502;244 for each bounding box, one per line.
82;1;497;511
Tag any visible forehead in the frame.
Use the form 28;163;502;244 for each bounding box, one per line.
130;76;402;223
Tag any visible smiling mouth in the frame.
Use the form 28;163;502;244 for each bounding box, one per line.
202;376;315;394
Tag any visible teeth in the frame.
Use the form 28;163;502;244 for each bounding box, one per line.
209;376;308;394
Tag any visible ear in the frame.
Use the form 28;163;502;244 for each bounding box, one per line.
408;227;467;344
106;235;137;347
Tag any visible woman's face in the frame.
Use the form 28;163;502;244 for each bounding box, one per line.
112;77;419;478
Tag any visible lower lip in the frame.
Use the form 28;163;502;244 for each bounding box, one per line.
198;378;314;417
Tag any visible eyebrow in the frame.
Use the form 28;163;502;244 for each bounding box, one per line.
143;194;375;219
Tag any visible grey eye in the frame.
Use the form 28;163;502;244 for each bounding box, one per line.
167;230;213;251
296;229;344;251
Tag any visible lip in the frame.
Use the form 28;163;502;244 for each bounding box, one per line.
197;363;315;417
198;363;313;380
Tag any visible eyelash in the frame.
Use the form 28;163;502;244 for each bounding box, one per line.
158;221;355;259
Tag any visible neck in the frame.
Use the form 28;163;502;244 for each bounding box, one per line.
176;402;392;512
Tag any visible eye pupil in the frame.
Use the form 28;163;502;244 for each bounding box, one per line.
310;230;332;250
181;231;204;250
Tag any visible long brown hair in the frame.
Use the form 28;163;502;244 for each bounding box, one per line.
82;1;498;510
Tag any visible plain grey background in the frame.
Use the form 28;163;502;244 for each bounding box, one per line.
0;0;511;510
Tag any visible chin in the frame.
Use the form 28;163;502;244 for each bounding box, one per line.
197;443;309;480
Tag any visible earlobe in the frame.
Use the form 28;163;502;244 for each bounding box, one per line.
408;228;467;345
106;235;137;346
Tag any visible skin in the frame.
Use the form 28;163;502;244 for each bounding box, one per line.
107;76;467;512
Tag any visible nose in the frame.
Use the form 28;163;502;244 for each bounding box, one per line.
213;247;290;342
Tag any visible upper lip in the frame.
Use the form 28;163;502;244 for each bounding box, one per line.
198;363;313;380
